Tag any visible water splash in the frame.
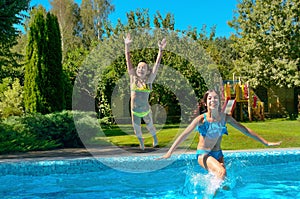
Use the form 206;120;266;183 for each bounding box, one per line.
179;155;247;198
182;165;241;199
182;170;221;198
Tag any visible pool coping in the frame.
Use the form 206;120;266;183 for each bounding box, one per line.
1;146;299;163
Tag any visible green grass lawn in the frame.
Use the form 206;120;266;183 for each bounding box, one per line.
97;118;300;150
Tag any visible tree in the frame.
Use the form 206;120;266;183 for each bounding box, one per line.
24;6;65;114
44;12;65;112
153;11;175;30
229;0;300;88
63;46;89;110
50;0;82;58
80;0;115;48
204;37;237;80
0;0;30;79
77;10;217;124
24;6;46;113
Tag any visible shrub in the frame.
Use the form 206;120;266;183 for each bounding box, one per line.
46;111;99;147
0;110;101;153
0;78;24;118
0;121;59;154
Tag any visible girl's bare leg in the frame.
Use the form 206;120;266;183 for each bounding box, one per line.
198;155;226;179
198;155;227;197
144;114;158;147
132;115;144;150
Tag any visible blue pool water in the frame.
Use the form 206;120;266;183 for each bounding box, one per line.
0;150;300;199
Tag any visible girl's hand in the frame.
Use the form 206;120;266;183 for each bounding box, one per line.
266;141;282;146
155;153;171;160
124;33;132;45
158;38;167;50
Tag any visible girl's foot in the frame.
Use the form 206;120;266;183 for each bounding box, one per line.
153;137;158;148
153;141;159;148
140;144;145;150
139;138;145;150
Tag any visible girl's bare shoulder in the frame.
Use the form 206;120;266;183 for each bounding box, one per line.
193;114;205;124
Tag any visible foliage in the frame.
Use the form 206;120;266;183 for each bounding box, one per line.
0;0;30;68
0;110;100;153
0;113;59;154
80;0;115;48
49;0;116;110
0;121;58;154
77;30;212;123
24;6;65;114
63;46;89;110
50;0;82;58
75;10;224;125
0;78;24;118
44;111;100;147
0;33;27;83
6;33;28;83
229;0;300;88
204;37;238;80
44;12;65;111
50;1;86;111
24;6;45;113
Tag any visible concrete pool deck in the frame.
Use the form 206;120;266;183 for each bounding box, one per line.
0;146;299;163
0;146;180;162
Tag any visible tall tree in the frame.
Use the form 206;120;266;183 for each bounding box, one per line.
24;6;64;114
0;0;30;80
80;0;115;48
50;0;81;58
24;6;46;113
229;0;300;88
204;37;237;80
44;12;65;112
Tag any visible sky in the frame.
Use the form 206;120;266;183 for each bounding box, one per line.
29;0;238;37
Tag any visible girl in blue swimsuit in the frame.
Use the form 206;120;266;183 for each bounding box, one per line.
159;89;281;192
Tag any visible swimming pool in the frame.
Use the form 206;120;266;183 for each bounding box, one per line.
0;149;299;199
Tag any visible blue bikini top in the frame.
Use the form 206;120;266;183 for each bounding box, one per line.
197;113;228;138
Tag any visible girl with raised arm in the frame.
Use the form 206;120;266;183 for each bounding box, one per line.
124;33;167;150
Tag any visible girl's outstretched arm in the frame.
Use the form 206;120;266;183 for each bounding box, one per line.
148;38;167;83
226;115;282;146
124;33;134;74
158;115;203;159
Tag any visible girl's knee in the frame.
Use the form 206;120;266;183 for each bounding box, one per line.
146;123;155;130
133;125;142;137
217;166;226;179
133;124;141;131
207;163;226;179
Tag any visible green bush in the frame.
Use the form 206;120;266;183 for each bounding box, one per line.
0;78;24;118
73;111;101;143
0;110;100;153
44;111;80;147
46;111;100;147
0;121;59;154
